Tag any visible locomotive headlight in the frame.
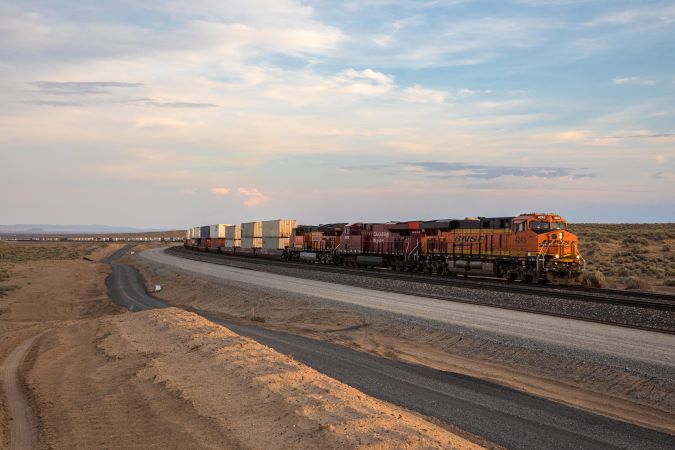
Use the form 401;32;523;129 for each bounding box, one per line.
555;254;559;258
576;255;581;259
558;232;563;239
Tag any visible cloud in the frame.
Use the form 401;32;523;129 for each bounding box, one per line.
238;187;268;206
211;187;231;196
28;81;143;95
586;4;675;27
125;99;218;108
402;162;596;179
334;68;395;96
603;132;675;139
400;84;447;103
22;100;82;107
655;155;666;165
612;76;655;86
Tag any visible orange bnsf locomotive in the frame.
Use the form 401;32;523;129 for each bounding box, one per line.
187;213;584;285
283;213;583;284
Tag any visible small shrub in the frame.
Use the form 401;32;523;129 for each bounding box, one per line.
0;285;17;296
624;277;650;290
617;267;630;277
582;271;606;288
663;245;671;252
664;279;675;287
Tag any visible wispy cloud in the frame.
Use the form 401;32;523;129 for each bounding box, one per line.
211;187;231;196
612;76;655;86
238;187;268;206
28;81;143;95
22;99;82;107
125;99;218;108
402;162;596;179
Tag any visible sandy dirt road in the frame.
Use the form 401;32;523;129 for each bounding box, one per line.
140;247;675;369
1;333;44;450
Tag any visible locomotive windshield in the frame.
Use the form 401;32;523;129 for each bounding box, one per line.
551;221;567;230
530;221;550;232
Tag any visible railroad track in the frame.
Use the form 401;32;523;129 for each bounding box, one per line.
169;246;675;312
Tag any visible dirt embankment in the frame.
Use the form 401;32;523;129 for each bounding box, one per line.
2;242;481;449
127;252;675;436
26;308;479;449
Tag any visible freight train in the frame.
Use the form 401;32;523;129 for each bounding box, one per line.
185;213;584;285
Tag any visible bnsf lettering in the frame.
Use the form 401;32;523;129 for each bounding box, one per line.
453;236;485;244
515;236;527;244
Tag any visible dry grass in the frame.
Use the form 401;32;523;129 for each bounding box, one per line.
570;223;675;291
0;241;108;294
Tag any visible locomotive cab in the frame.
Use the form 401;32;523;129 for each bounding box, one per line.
512;213;583;284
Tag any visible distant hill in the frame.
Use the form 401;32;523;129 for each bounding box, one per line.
0;224;172;234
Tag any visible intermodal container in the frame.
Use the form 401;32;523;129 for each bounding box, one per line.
241;236;262;249
262;236;290;250
225;238;241;248
241;222;262;238
262;219;297;238
225;225;241;240
216;224;229;238
200;225;210;239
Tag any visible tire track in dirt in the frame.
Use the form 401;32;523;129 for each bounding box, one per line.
2;332;45;450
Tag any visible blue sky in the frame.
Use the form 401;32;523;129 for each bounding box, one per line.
1;0;674;227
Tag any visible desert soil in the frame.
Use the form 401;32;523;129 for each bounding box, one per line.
127;248;675;436
0;242;480;449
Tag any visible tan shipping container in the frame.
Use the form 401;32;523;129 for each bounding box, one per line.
262;219;297;238
224;238;241;248
225;225;241;240
213;224;229;238
241;236;262;249
241;221;262;238
262;236;290;250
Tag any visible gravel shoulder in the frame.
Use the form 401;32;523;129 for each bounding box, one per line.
132;247;675;435
170;247;675;332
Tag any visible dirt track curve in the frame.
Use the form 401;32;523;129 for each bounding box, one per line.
1;333;44;450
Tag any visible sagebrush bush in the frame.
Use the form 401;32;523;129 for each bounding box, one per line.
582;271;606;288
624;276;650;290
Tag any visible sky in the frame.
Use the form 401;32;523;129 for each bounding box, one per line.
1;0;674;228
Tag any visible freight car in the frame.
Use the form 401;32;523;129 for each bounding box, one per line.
185;213;584;285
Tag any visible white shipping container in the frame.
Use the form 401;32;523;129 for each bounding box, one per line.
262;219;297;238
225;225;241;240
241;221;262;238
216;224;229;238
224;239;241;248
210;224;218;238
241;236;262;249
262;236;290;250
